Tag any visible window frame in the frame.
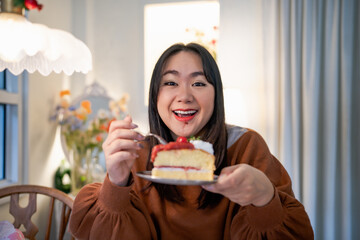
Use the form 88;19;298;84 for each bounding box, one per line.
0;70;28;187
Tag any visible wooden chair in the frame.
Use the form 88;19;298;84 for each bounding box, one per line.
0;185;75;240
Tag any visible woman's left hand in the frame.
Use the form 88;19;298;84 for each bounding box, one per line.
202;164;275;207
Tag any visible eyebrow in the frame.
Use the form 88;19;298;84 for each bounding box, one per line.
162;70;178;76
190;71;205;77
162;70;205;77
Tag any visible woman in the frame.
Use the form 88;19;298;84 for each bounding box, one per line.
69;43;314;239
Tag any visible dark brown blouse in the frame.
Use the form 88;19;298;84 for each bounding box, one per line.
69;128;314;239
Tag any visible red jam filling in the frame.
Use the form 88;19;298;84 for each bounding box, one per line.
156;166;200;171
151;141;194;162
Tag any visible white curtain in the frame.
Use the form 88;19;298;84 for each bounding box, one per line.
261;0;360;239
220;0;359;239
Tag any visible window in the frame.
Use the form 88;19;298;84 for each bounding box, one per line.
0;70;27;186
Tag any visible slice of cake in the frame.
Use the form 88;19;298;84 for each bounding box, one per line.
151;137;215;181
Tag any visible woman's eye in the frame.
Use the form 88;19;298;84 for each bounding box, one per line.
163;81;177;86
192;82;206;87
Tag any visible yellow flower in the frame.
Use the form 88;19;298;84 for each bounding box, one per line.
81;100;92;114
59;90;71;108
60;90;71;97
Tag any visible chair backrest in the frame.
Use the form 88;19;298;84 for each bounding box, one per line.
0;185;75;240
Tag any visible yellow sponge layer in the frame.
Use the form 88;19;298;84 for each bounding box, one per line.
152;168;213;181
153;149;215;171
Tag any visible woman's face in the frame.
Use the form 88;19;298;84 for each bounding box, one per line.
157;51;215;139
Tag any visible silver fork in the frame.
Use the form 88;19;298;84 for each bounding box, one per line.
143;133;168;145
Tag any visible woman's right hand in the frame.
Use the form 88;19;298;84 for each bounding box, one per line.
102;115;144;186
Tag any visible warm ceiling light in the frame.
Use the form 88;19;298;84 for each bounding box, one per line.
0;0;92;76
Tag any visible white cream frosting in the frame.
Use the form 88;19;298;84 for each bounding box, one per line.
189;140;214;155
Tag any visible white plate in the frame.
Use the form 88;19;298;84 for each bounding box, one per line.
136;171;218;186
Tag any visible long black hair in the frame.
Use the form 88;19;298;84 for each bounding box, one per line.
147;42;228;208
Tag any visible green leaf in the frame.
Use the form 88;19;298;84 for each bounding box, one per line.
188;136;201;141
13;0;25;8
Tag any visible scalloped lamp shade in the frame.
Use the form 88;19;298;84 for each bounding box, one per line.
0;12;92;76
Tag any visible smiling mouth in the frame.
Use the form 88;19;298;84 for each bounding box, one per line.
173;110;197;118
173;110;198;122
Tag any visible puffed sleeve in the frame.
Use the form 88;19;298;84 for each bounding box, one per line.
69;174;157;240
227;129;314;239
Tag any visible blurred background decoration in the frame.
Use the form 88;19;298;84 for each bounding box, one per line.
0;0;92;76
51;82;129;195
185;25;218;60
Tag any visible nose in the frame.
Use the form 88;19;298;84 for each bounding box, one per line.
176;84;194;103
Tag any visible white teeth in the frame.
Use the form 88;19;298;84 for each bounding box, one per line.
174;110;197;115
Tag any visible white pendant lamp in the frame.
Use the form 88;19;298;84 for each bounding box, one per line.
0;0;92;76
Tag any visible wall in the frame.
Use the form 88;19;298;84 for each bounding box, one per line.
218;0;266;135
26;0;73;186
